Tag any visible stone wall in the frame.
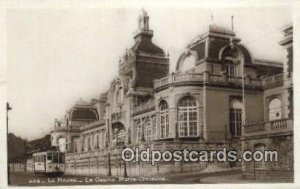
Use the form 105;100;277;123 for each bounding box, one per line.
64;141;241;177
242;134;293;181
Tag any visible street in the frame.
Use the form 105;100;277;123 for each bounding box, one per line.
8;169;265;186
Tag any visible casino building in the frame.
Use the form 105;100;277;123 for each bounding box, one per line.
49;10;293;180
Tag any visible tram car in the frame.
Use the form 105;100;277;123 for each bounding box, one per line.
32;150;65;175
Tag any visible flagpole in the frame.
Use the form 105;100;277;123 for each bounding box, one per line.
241;57;246;136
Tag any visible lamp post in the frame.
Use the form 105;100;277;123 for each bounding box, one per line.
7;103;12;185
123;144;128;178
108;151;111;176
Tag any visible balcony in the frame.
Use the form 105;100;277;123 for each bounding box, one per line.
262;74;283;89
244;118;293;137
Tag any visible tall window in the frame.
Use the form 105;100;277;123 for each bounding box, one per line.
254;143;266;168
160;101;169;138
145;121;152;141
99;132;103;149
117;129;126;144
226;60;240;76
112;123;126;145
116;87;123;104
152;116;156;140
230;100;242;137
81;138;84;152
136;121;143;142
85;137;90;151
95;134;99;149
114;129;125;145
222;46;241;77
226;63;237;76
268;98;282;121
178;96;198;137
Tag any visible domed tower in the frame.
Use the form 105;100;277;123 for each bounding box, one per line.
50;99;99;152
118;9;169;91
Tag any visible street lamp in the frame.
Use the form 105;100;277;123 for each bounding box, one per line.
7;103;12;185
122;144;128;178
108;151;112;176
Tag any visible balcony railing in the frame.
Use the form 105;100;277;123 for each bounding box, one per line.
154;72;263;89
154;72;283;90
244;118;293;136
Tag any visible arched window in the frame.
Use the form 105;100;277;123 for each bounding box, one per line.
116;87;123;104
159;101;169;138
136;121;143;142
221;46;241;77
269;98;282;121
145;121;152;141
230;100;243;137
178;96;198;137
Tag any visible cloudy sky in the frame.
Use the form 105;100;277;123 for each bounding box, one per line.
7;4;292;140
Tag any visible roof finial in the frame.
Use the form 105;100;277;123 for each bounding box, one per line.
138;8;149;30
231;15;234;31
210;10;214;25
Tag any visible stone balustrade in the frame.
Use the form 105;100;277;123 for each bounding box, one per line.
244;118;293;137
262;73;283;88
154;72;284;90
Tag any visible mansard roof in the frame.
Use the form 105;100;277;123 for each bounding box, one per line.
131;36;165;55
69;99;99;121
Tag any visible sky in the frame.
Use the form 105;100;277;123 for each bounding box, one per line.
7;5;292;140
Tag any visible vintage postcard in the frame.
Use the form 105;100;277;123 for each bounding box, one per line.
3;0;299;188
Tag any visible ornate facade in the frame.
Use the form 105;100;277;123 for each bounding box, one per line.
49;11;293;179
